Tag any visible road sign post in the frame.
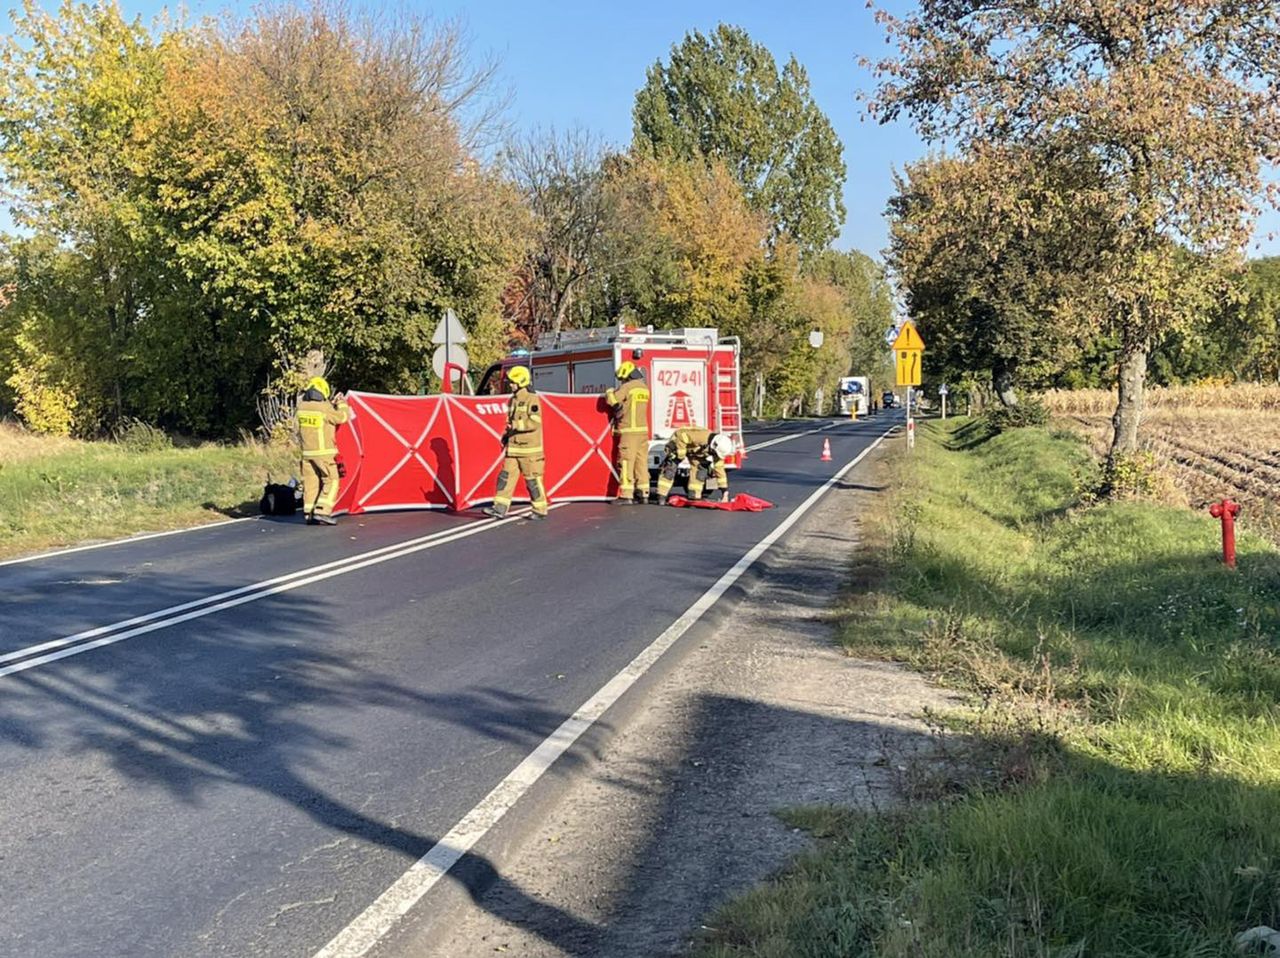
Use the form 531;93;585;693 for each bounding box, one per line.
939;383;949;420
892;322;926;452
431;308;469;393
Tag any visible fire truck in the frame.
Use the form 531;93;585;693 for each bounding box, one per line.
476;324;746;470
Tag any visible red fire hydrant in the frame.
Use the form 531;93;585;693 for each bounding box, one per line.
1209;498;1241;569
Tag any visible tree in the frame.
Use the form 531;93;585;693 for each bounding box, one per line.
886;149;1103;406
871;1;1280;466
501;128;614;338
0;0;175;428
803;248;895;395
0;1;525;434
634;23;846;252
601;152;767;334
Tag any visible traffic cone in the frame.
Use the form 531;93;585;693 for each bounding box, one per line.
820;438;832;462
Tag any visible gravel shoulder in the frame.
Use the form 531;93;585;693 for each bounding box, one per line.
421;442;953;958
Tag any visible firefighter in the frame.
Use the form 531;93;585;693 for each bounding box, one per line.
655;427;735;503
482;365;548;520
296;376;349;525
605;361;652;504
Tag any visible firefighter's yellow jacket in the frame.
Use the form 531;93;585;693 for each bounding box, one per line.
505;386;543;457
297;398;350;459
668;426;714;460
605;378;651;437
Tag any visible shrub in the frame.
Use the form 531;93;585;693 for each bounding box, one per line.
6;357;78;436
982;397;1049;431
111;417;172;452
1100;450;1186;504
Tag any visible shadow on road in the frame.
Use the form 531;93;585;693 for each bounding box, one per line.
0;580;606;955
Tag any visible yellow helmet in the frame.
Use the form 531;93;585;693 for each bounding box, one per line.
307;376;331;399
508;365;531;388
616;361;635;380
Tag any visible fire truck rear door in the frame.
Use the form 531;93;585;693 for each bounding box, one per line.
651;358;708;439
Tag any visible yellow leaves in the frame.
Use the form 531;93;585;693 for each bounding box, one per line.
611;153;767;328
6;317;80;437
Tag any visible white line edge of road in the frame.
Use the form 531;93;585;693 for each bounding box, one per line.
0;507;562;679
0;420;846;570
0;517;256;569
312;423;897;958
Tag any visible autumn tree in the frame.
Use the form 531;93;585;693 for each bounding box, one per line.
887;149;1105;406
601;152;767;333
0;1;524;434
634;23;846;252
149;5;526;407
803;248;895;394
871;1;1280;466
0;0;174;429
501;128;614;338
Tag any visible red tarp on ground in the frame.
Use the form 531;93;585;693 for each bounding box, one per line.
332;392;620;515
666;493;775;512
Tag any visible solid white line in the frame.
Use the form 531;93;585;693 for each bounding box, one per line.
312;424;896;958
0;425;828;571
0;517;482;666
0;507;563;679
0;517;256;569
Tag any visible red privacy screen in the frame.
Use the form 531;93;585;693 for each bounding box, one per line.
332;392;621;515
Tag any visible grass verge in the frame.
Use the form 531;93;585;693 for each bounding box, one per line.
0;424;295;559
694;418;1280;958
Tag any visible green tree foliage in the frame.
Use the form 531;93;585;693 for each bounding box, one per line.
0;1;526;435
1150;257;1280;385
600;152;768;335
0;0;172;430
887;149;1104;407
633;23;846;253
871;0;1280;462
593;153;871;412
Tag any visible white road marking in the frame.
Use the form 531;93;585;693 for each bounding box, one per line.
0;424;824;569
0;517;255;569
0;420;889;673
0;507;562;679
312;424;896;958
745;419;848;451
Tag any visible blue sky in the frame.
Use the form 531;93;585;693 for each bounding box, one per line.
4;0;1278;258
423;0;919;258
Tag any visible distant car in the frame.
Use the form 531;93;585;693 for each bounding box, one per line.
882;391;898;408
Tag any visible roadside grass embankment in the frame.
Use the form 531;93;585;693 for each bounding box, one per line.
695;419;1280;957
0;421;295;559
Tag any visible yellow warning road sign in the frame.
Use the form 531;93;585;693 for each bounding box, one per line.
892;321;925;351
896;349;921;386
893;321;924;387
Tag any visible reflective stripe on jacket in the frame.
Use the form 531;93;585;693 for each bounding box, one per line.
605;378;651;436
669;426;714;461
297;398;349;458
506;386;543;457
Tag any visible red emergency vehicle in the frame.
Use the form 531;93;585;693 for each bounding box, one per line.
476;324;746;470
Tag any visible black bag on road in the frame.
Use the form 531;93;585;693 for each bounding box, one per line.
260;482;299;516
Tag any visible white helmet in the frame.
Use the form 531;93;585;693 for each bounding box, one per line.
711;433;734;460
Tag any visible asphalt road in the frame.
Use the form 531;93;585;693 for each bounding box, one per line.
0;414;898;958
